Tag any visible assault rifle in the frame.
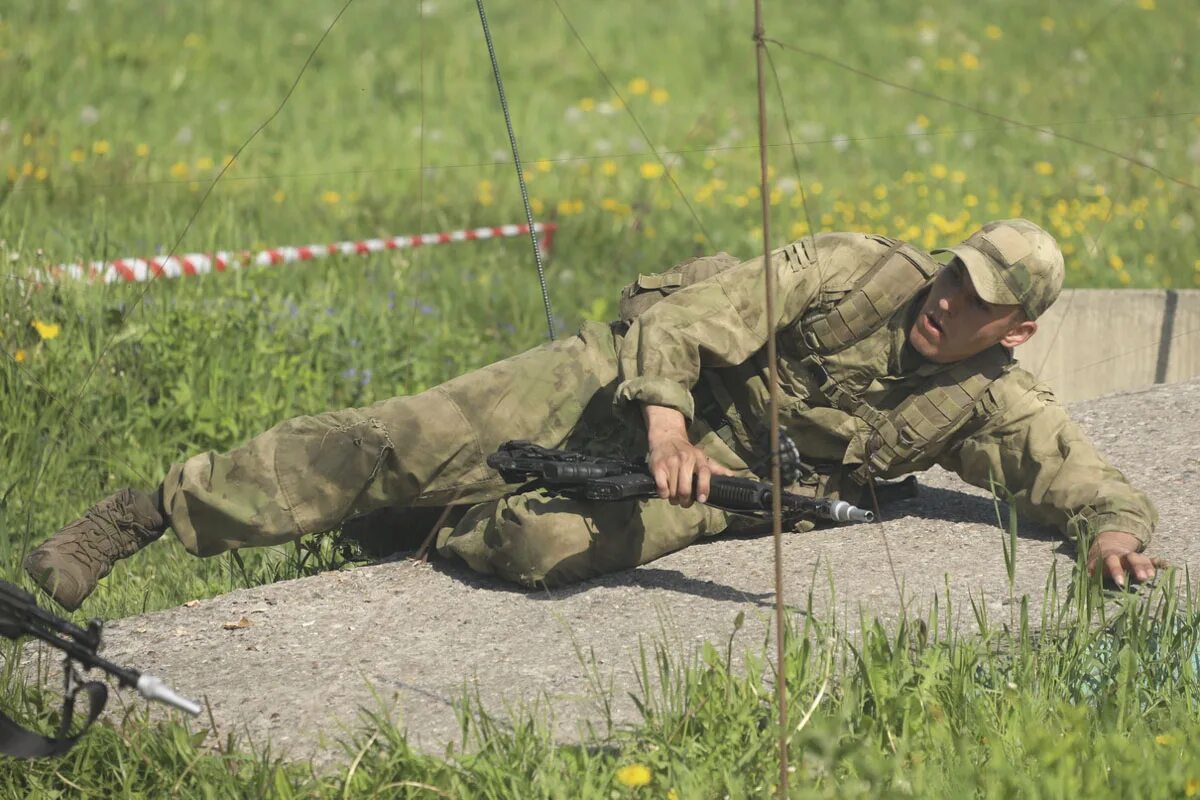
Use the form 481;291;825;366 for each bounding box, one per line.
487;440;875;524
0;579;200;758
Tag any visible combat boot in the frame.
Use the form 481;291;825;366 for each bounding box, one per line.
23;488;166;611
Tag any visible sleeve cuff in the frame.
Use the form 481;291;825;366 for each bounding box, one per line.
1072;511;1154;550
614;378;696;422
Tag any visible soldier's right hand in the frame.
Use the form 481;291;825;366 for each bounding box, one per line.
642;404;733;507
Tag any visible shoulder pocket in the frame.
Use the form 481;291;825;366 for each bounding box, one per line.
618;252;740;322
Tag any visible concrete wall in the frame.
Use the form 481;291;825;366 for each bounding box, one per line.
1014;289;1200;403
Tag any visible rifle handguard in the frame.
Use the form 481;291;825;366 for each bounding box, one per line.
585;473;874;523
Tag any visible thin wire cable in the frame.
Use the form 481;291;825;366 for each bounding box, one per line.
751;5;788;795
763;46;820;271
402;0;430;391
17;108;1193;198
549;0;714;248
6;0;359;541
474;0;556;341
765;38;1200;194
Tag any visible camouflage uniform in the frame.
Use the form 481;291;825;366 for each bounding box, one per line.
157;225;1155;588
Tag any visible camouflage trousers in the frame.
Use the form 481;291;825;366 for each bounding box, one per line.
160;322;753;587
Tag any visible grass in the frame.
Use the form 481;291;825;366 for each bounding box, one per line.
4;561;1200;798
1;0;1199;795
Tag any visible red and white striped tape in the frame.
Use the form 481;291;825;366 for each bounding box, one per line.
40;222;557;285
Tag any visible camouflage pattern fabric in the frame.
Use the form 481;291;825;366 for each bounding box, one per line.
160;228;1156;588
615;231;1155;545
162;321;756;585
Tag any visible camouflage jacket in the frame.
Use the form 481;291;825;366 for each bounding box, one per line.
614;232;1157;546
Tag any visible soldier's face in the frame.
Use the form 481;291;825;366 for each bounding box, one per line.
909;261;1035;363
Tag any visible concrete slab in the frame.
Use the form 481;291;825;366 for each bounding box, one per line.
17;379;1200;765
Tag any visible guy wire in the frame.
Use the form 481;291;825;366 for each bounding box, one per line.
474;0;556;341
751;2;789;796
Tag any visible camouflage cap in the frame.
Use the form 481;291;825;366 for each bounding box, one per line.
932;218;1064;320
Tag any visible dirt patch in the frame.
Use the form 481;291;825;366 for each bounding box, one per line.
19;379;1200;766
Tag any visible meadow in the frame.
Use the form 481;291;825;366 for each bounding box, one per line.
2;0;1200;795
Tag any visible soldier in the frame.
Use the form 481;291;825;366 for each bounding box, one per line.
24;218;1163;611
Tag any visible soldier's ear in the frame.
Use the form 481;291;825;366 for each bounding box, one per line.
999;319;1037;348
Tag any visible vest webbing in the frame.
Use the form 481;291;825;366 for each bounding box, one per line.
795;239;1012;484
801;240;938;354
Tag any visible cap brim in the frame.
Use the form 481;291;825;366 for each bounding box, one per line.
933;245;1020;306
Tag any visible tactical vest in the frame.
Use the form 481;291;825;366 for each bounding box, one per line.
620;236;1013;492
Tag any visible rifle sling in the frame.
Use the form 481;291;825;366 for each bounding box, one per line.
0;666;108;758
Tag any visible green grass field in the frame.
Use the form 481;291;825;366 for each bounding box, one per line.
3;0;1200;795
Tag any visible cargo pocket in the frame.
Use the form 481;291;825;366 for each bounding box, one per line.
274;415;395;535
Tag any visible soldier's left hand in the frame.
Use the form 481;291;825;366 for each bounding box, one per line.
1086;530;1167;587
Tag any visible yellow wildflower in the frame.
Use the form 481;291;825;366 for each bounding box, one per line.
34;166;48;181
650;88;669;105
703;156;717;171
530;197;544;214
321;190;341;204
135;143;150;157
668;790;679;800
809;180;823;195
22;132;33;147
1137;0;1155;8
578;97;595;112
1187;777;1200;797
964;194;978;207
611;96;625;110
14;349;26;364
183;32;203;48
930;163;948;179
1109;254;1124;270
1119;271;1132;286
950;169;966;184
1040;17;1055;31
600;160;618;177
1034;161;1054;176
959;52;980;70
557;199;584;216
915;114;930;129
1155;734;1175;746
21;161;33;176
92;140;110;156
32;320;60;341
69;148;86;163
873;184;888;200
272;190;286;204
170;161;189;179
935;56;955;71
615;763;652;788
984;24;1003;40
628;77;649;95
535;158;552;173
196;156;214;171
639;161;664;179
